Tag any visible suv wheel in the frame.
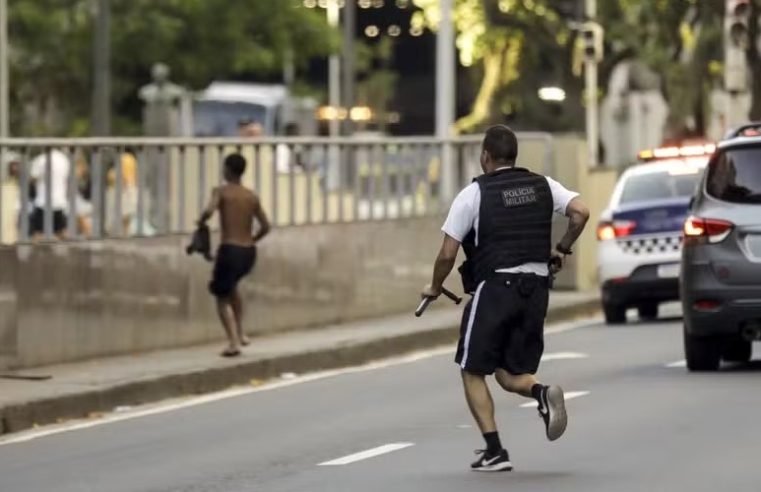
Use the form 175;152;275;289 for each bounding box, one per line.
637;303;658;321
603;302;626;325
684;330;720;371
723;338;752;363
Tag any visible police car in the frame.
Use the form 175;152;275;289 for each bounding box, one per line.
597;144;714;324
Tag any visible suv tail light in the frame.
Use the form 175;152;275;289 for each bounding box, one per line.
597;220;636;241
683;216;734;245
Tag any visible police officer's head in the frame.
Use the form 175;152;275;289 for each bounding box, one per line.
481;125;518;173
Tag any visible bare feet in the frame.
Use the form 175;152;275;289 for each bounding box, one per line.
221;346;241;357
240;335;251;346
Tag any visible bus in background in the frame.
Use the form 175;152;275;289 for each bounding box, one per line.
191;82;318;137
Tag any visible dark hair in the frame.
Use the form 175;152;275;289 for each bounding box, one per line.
482;125;518;164
224;153;247;177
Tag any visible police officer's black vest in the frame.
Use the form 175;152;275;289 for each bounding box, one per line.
459;167;553;292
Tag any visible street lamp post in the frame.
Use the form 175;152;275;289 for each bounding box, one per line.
0;0;7;244
327;0;340;139
326;0;341;192
341;0;355;136
0;0;8;138
92;0;111;136
436;0;456;201
585;0;599;167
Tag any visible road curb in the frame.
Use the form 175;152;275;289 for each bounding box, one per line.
0;297;599;435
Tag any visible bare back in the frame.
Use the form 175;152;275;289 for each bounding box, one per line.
217;184;259;246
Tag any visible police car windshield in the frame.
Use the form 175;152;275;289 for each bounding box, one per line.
619;171;700;205
706;147;761;204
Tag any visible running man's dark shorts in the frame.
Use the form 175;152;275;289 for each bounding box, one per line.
455;273;549;375
209;244;257;298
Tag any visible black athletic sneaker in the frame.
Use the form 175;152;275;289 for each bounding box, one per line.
536;385;568;441
470;449;513;472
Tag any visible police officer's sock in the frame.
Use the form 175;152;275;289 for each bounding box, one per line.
531;383;546;402
483;432;502;454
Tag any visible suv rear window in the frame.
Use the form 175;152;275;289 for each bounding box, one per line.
619;171;701;204
706;147;761;203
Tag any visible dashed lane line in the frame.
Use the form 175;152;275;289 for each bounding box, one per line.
318;443;415;466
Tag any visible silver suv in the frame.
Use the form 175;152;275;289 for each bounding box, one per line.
681;123;761;371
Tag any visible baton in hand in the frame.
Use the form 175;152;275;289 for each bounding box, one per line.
415;287;463;317
548;255;563;290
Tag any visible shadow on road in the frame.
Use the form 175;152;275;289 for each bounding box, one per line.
613;315;683;327
722;359;761;373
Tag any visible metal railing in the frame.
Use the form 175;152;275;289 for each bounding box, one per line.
0;134;554;244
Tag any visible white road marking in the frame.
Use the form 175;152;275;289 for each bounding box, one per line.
0;316;598;446
542;352;588;361
545;316;602;335
520;391;590;408
666;359;686;368
318;443;415;466
0;350;449;447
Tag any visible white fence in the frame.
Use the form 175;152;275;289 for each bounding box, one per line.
0;134;554;244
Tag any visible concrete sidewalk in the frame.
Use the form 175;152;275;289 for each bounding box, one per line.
0;291;599;435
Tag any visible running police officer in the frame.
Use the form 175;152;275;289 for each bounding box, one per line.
421;125;590;472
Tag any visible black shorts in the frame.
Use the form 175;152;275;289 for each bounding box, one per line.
208;244;257;298
30;208;67;235
455;273;549;375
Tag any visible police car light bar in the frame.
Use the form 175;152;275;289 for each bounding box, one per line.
637;144;715;162
726;122;761;138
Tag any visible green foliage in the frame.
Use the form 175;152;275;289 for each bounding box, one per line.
412;0;726;134
413;0;582;132
599;0;725;134
355;37;398;132
8;0;338;135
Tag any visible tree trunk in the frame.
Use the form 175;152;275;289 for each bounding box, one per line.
455;38;511;133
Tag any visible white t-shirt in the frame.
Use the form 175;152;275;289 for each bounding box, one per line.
276;144;292;173
441;171;579;277
30;149;71;211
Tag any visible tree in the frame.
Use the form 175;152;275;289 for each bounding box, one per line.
412;0;521;133
412;0;582;133
412;0;725;136
355;37;398;133
598;0;724;137
8;0;338;135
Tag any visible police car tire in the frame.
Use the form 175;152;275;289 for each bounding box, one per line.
684;332;720;371
722;338;752;363
603;302;626;325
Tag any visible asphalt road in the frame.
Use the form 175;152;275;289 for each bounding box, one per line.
1;308;760;492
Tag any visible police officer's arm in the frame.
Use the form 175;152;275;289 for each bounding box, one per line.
198;187;221;224
426;234;461;296
557;197;590;253
424;184;475;297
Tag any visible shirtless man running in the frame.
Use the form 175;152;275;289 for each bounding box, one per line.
199;153;271;356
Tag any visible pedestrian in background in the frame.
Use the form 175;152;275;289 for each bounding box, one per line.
107;149;139;234
237;119;263;138
28;149;71;240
